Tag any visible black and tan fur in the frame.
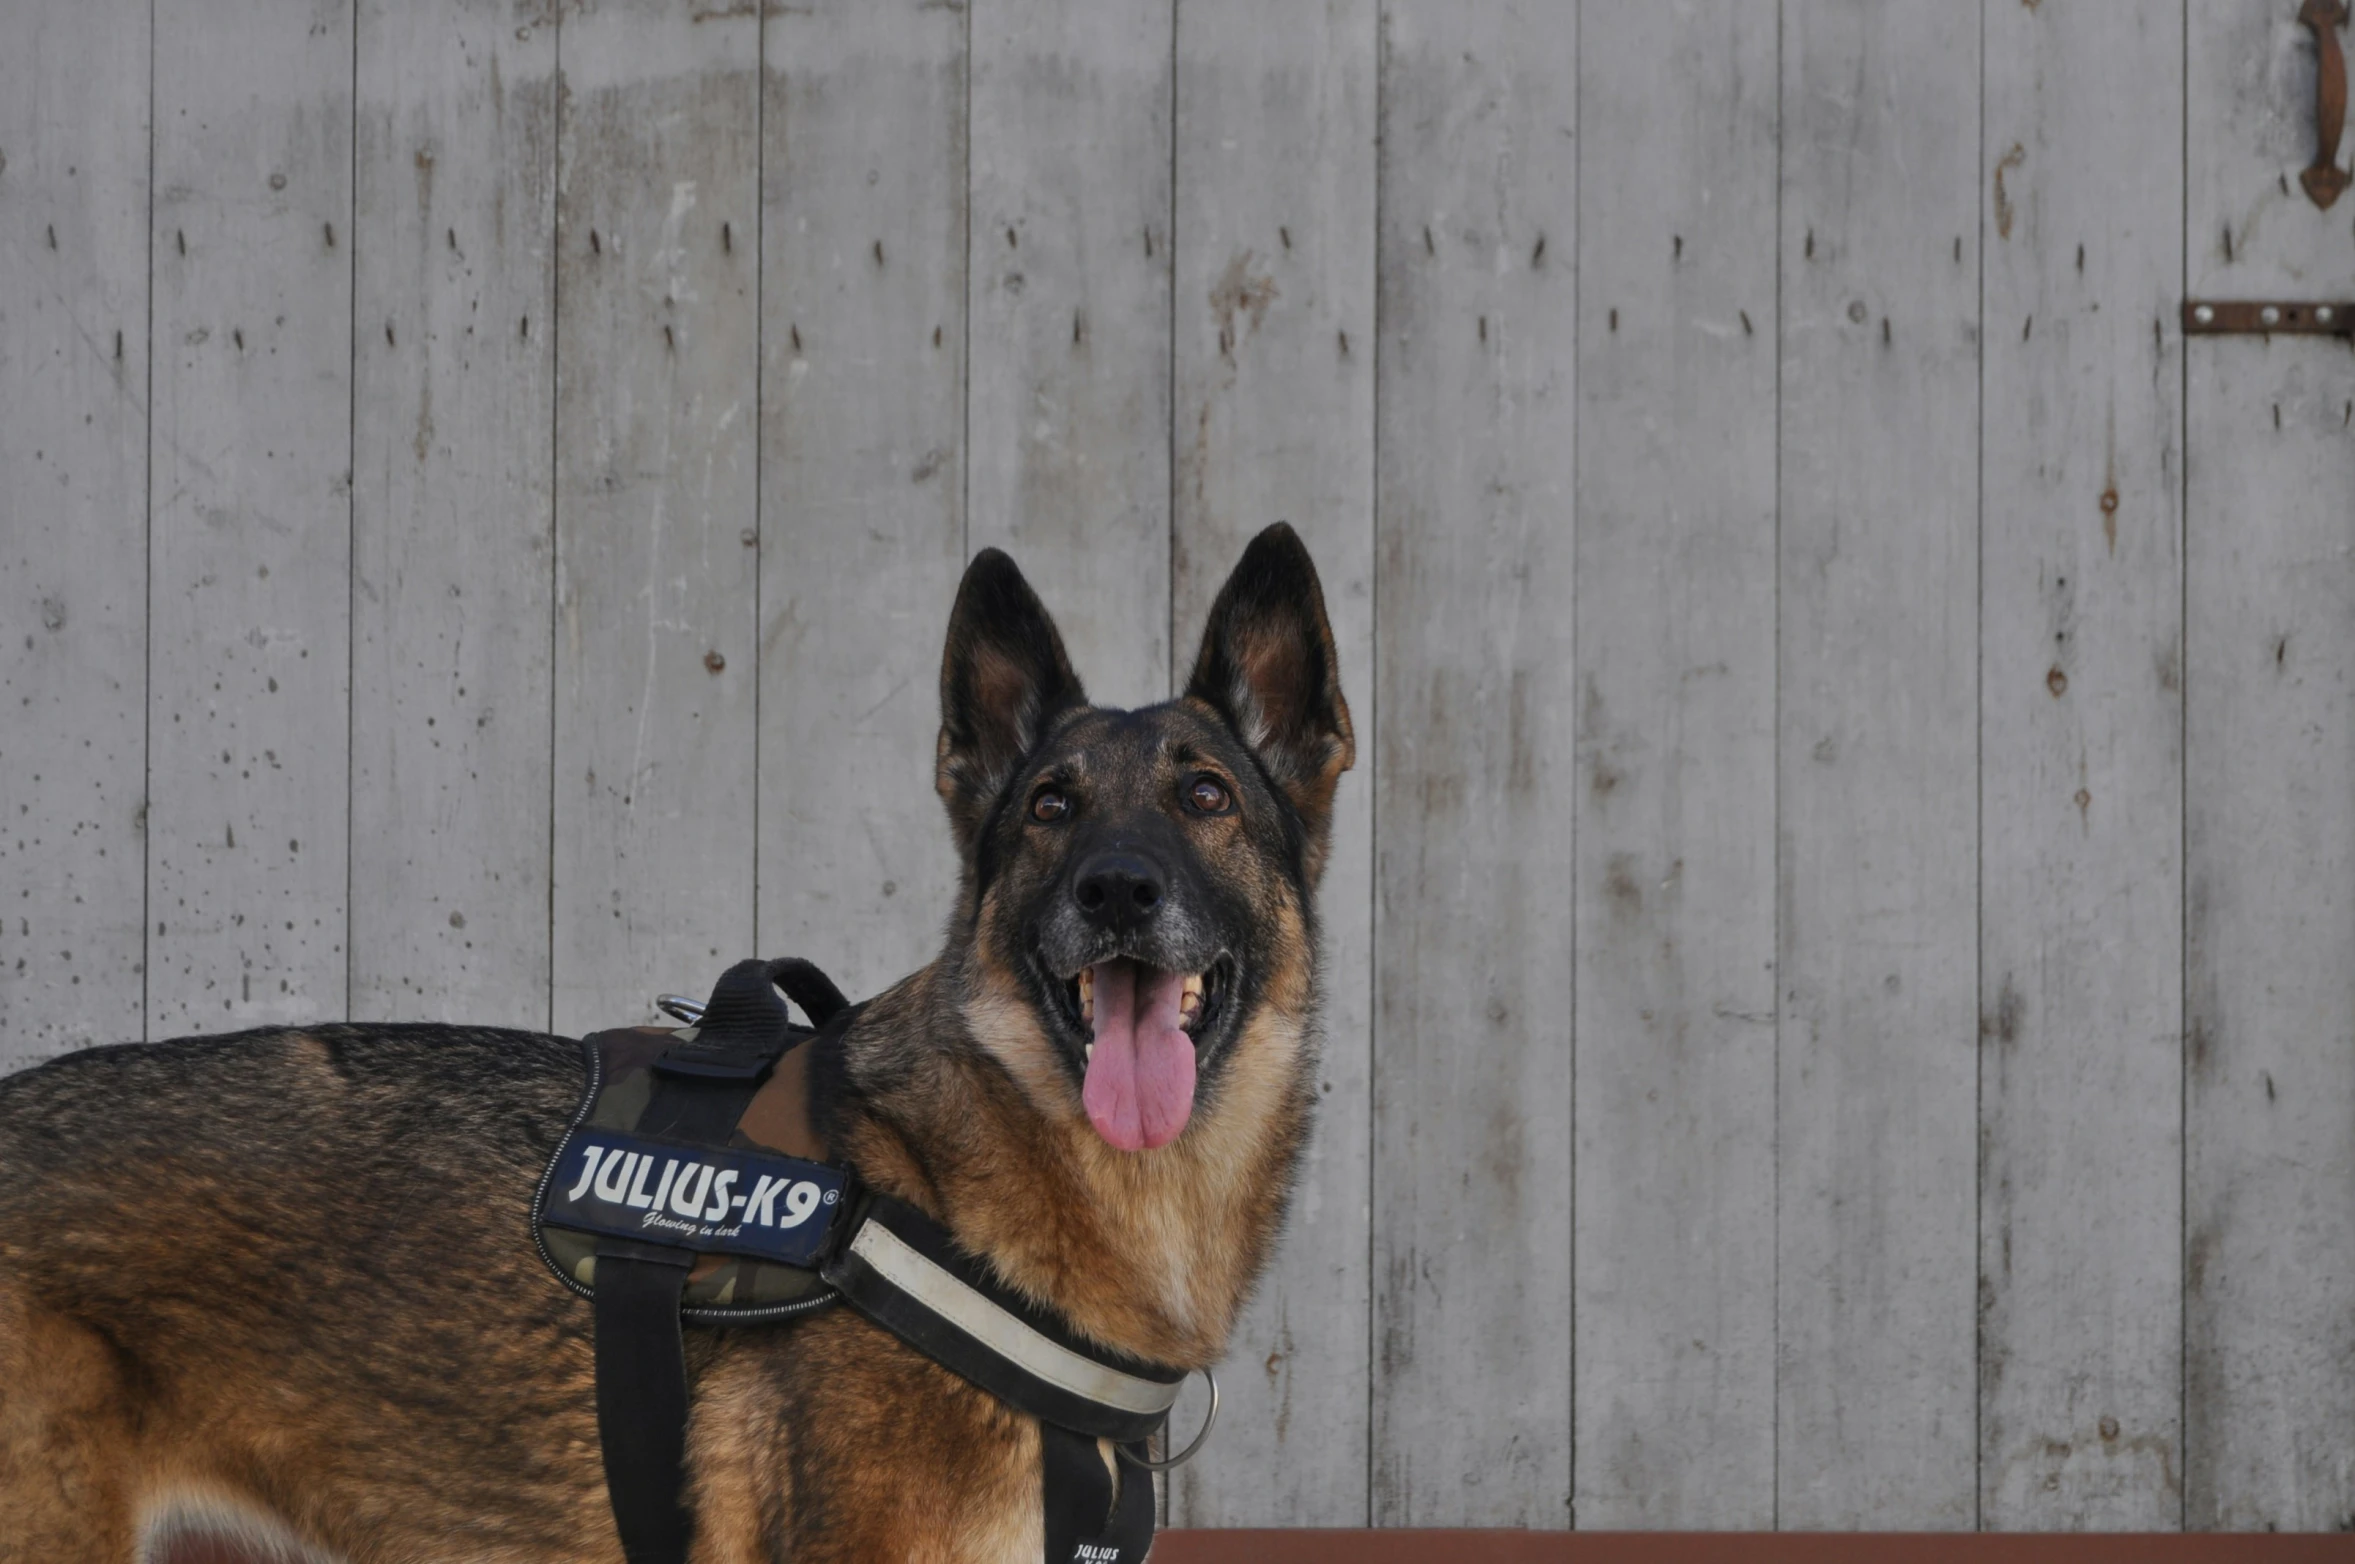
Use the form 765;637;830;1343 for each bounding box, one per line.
0;525;1353;1564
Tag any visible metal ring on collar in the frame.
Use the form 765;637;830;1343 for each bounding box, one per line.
1115;1367;1218;1472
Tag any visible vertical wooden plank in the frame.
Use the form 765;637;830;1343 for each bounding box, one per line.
350;0;556;1027
552;0;762;1036
1573;1;1779;1529
756;0;967;1002
1775;2;1979;1529
1170;0;1375;1527
2183;4;2355;1530
967;0;1172;705
147;0;354;1037
1979;0;2184;1529
0;0;151;1066
1373;0;1575;1527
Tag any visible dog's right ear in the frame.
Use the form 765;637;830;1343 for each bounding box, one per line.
936;550;1086;853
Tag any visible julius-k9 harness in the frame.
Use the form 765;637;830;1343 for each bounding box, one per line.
532;958;1211;1564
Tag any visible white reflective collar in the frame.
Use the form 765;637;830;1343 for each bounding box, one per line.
845;1220;1184;1419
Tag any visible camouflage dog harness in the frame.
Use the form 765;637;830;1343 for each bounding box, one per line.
531;957;1188;1564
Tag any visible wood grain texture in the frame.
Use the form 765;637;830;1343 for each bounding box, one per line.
146;0;353;1038
1573;1;1779;1529
349;0;557;1028
1774;1;1979;1529
756;0;968;1003
2183;3;2355;1530
0;0;152;1065
966;0;1173;705
2183;347;2355;1536
1372;0;1575;1527
1978;0;2184;1529
1168;0;1375;1527
550;0;762;1035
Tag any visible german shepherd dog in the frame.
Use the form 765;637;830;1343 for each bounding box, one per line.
0;525;1353;1563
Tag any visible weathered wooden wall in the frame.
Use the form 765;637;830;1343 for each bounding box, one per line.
3;0;2351;1533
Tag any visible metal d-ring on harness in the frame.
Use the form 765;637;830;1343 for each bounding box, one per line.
536;960;1215;1564
650;993;708;1025
1116;1366;1219;1471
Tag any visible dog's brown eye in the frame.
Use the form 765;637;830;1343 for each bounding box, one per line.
1031;789;1070;822
1188;776;1232;815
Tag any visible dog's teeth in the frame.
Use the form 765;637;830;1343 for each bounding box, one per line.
1077;966;1093;1024
1179;970;1204;1025
1085;1041;1095;1065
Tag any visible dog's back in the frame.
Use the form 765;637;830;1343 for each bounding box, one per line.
0;1027;613;1561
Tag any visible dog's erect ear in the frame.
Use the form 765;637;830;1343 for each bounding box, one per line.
1185;523;1356;859
937;549;1086;851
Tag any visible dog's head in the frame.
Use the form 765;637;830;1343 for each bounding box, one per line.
934;524;1353;1153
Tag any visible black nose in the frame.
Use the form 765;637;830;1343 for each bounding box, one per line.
1072;851;1166;931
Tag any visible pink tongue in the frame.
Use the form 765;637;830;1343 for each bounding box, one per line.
1080;959;1197;1151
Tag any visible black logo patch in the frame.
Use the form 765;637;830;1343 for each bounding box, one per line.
542;1129;846;1267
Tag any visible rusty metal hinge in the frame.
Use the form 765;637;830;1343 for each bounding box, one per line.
2182;300;2355;335
2300;0;2350;208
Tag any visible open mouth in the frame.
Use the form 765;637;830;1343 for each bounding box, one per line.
1046;955;1233;1152
1054;955;1231;1051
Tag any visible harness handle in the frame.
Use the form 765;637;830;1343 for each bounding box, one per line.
652;957;848;1031
766;957;850;1027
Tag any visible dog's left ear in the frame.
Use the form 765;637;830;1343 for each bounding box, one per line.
1185;523;1356;864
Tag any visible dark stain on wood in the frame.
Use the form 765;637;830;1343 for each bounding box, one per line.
1994;143;2025;239
1983;976;2024;1045
1603;853;1642;917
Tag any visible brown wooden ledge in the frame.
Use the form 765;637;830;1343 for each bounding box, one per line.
1155;1532;2352;1564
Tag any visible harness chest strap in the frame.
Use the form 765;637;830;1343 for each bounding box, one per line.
543;958;1181;1564
823;1194;1185;1444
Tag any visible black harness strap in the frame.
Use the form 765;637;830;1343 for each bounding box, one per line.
822;1193;1185;1445
593;957;802;1564
1040;1423;1157;1564
592;1239;698;1564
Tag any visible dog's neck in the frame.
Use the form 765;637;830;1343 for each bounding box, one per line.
819;963;1315;1371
